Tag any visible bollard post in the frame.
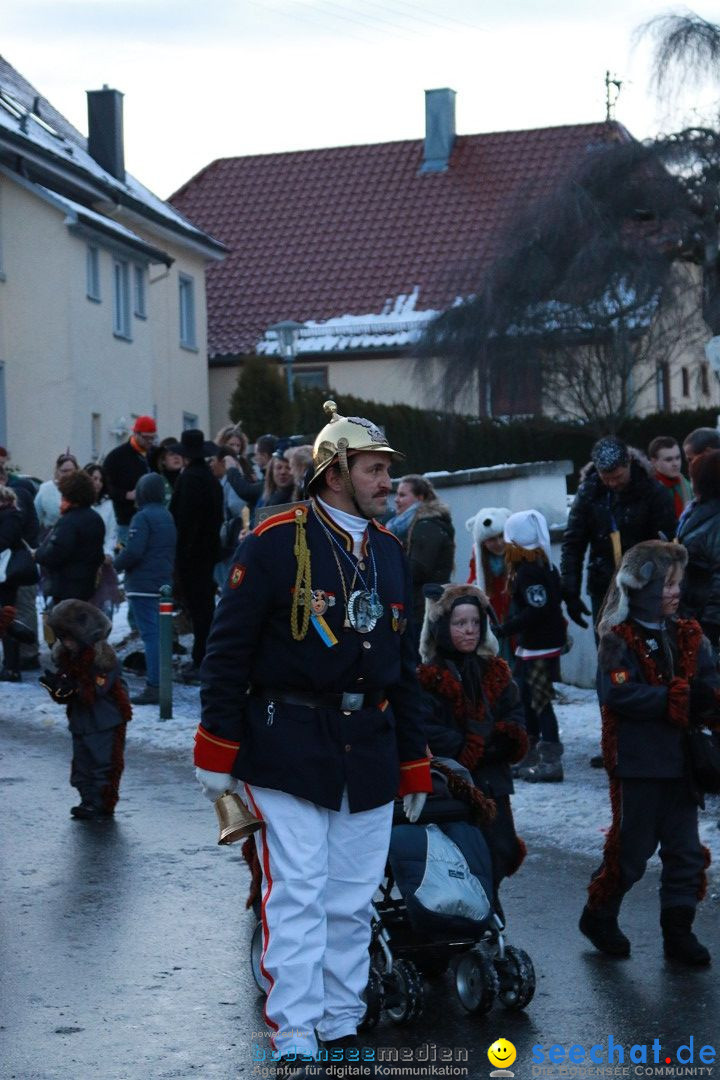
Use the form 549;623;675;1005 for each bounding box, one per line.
158;584;174;721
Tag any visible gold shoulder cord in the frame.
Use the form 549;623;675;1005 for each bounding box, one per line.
291;512;312;641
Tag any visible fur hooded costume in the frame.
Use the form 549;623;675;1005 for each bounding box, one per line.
45;599;118;674
597;541;688;638
465;508;511;592
420;583;499;664
588;540;716;910
417;581;528;881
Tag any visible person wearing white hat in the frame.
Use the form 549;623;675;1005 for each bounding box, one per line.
493;510;567;782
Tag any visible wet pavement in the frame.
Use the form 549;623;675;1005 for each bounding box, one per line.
1;715;719;1080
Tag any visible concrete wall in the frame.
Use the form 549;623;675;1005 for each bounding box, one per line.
0;175;210;479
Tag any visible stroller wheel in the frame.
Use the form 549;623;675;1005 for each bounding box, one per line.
358;968;382;1030
454;949;498;1015
384;959;424;1025
496;946;536;1010
250;921;267;994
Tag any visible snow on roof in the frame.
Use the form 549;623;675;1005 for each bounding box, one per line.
0;56;223;254
257;286;443;354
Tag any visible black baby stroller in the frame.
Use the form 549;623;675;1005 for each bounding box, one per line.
248;760;535;1027
357;759;535;1027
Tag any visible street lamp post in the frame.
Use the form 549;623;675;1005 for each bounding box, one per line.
268;320;305;404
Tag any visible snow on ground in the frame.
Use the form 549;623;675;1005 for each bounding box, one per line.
3;604;719;888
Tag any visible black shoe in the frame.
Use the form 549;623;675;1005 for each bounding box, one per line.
172;641;188;655
131;685;159;705
0;668;21;682
70;804;113;820
590;754;605;768
123;650;147;674
579;906;630;957
180;663;202;684
661;906;711;966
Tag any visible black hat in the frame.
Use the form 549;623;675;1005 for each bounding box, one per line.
165;429;220;459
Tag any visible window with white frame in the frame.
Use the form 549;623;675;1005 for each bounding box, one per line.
179;274;197;349
134;265;146;318
112;258;131;339
86;245;101;301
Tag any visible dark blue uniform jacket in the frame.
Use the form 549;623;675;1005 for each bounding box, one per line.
196;502;433;812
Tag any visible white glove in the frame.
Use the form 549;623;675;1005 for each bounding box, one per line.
403;792;427;823
195;767;239;803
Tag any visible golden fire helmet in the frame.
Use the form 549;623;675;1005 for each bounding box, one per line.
308;400;404;493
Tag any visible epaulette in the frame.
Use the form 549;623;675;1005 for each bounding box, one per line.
253;503;309;537
372;519;403;546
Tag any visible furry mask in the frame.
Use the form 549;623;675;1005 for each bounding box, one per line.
465;507;511;590
597;540;687;635
420;583;499;664
45;599;117;672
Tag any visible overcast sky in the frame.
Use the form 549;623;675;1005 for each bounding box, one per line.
3;0;719;199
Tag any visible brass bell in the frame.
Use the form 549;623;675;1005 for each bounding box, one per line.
214;791;261;845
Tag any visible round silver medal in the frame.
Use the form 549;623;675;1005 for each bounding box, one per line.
347;590;384;633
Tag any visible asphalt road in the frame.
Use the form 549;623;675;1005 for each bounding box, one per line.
1;716;719;1080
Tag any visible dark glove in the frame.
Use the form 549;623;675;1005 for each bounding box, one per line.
667;677;690;728
5;618;35;645
39;669;77;703
563;591;591;629
689;681;719;723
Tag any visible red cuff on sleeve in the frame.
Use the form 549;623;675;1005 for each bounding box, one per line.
398;758;433;797
193;725;240;772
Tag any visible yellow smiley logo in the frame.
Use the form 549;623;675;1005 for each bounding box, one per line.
488;1039;517;1069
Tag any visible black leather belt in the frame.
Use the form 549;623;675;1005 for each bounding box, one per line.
253;687;387;711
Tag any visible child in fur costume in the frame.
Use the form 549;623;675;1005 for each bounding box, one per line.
493;510;567;783
465;507;512;663
40;599;131;819
579;540;719;965
418;583;528;898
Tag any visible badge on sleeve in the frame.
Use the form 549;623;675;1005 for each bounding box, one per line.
610;669;630;685
229;564;246;589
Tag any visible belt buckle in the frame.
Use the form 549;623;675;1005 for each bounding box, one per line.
341;692;364;711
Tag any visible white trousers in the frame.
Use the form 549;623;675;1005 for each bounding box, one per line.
245;783;393;1059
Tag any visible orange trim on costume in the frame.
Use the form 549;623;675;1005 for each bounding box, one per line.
398;757;433;796
372;519;403;546
193;725;240;772
254;505;307;537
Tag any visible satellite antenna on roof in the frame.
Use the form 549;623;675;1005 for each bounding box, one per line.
605;70;623;121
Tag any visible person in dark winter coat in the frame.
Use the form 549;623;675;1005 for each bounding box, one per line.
493;510;567;782
39;600;132;819
560;437;677;630
677;449;720;648
418;582;527;895
579;541;719;966
386;475;455;630
35;471;104;604
0;486;26;681
114;473;177;705
102;416;156;538
169;429;224;675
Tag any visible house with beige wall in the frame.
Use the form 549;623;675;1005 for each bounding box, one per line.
0;56;225;480
170;89;719;436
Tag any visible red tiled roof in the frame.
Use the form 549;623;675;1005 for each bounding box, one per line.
170;121;631;358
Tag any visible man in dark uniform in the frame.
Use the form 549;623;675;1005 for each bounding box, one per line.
194;402;432;1079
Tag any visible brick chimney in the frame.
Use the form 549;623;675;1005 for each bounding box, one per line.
86;86;125;182
421;88;456;173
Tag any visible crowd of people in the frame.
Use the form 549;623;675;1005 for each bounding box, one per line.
1;408;719;1079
